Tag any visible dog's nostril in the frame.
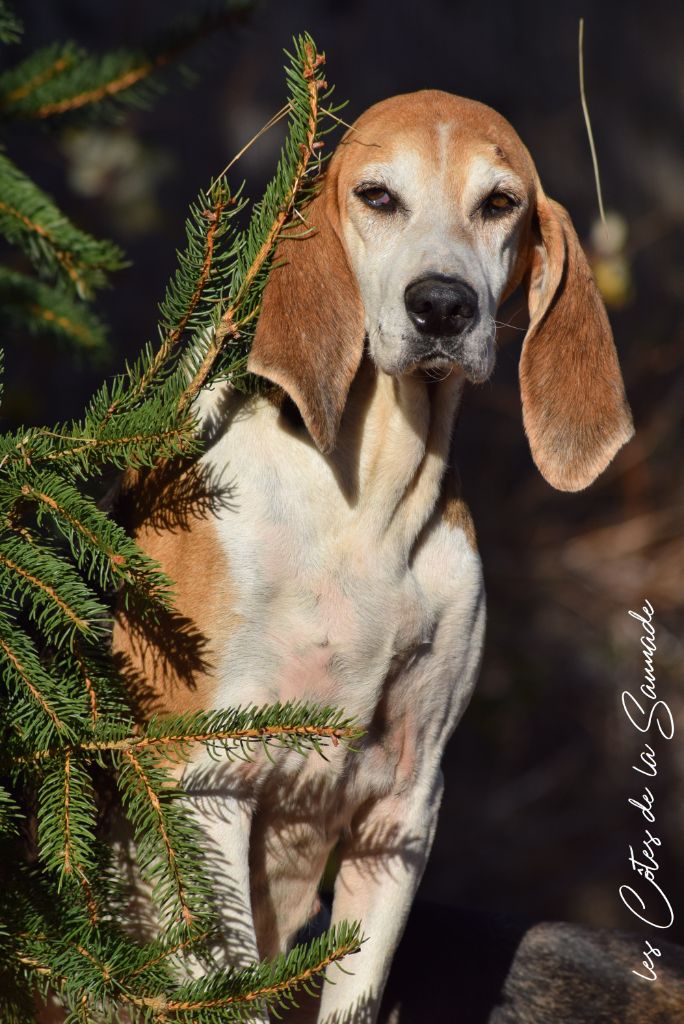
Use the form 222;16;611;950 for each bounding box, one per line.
405;276;479;337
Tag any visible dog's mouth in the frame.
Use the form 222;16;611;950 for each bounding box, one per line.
367;325;496;383
403;343;495;384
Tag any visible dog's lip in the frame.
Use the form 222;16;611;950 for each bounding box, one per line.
403;349;494;384
403;347;459;372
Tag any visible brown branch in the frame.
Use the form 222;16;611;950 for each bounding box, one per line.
26;303;98;345
27;6;252;120
33;58;162;118
0;551;89;630
165;936;361;1012
0;198;86;290
2;55;73;104
76;866;99;926
149;198;230;373
177;42;326;413
0;637;64;731
0;426;191;468
121;749;194;928
22;485;127;583
63;749;73;875
72;646;99;725
25;722;360;762
15;932;359;1018
24;487;100;548
60;752;99;922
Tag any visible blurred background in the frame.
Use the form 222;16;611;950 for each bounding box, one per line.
4;0;683;970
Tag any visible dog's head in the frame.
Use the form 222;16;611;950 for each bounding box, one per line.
249;90;633;491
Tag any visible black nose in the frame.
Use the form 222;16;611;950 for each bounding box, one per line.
404;276;478;337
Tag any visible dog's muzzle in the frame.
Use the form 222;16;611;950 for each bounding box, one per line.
403;274;492;380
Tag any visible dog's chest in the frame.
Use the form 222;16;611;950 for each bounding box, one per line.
218;511;437;722
203;414;445;724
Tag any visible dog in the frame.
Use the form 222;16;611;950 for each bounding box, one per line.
113;90;633;1023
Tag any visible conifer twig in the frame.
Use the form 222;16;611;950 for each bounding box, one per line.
0;550;90;631
121;748;194;928
0;635;65;731
216;102;291;178
3;53;73;104
25;716;361;763
72;645;99;724
177;40;327;411
578;17;606;224
2;5;254;120
164;934;361;1013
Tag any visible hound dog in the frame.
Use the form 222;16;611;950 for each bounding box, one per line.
114;91;633;1023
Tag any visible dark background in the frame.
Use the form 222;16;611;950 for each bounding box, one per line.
4;0;684;959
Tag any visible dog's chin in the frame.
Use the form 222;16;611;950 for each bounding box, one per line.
371;335;496;383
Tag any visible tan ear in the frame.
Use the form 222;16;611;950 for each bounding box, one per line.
247;177;365;454
520;190;634;491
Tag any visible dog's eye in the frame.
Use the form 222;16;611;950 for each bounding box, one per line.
355;185;397;211
482;192;518;216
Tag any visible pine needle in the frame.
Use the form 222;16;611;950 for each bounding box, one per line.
216;102;292;179
578;17;606;224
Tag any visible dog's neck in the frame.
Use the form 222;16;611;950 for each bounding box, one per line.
316;357;465;550
200;359;464;558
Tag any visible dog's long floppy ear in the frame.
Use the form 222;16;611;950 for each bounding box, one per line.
520;187;634;491
248;175;365;454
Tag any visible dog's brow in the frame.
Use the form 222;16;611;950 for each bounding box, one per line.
465;155;524;197
353;162;395;184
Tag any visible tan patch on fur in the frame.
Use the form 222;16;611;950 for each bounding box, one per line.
521;195;634;491
248;170;365;454
440;466;477;551
112;464;242;721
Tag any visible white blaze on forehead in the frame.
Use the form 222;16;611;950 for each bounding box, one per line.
437;121;453;176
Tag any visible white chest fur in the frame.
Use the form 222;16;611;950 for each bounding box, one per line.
198;364;481;728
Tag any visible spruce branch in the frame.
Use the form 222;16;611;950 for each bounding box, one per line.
0;535;109;644
0;610;74;739
156;922;363;1021
0;418;197;479
0;154;126;298
0;29;365;1023
115;746;212;933
97;181;247;426
13;923;363;1022
0;3;253;121
0;268;108;351
178;35;332;411
0;0;21;45
37;751;98;900
24;703;363;764
12;468;174;601
70;645;100;726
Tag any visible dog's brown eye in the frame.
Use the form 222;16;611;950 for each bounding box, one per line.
482;192;517;216
355;185;397;211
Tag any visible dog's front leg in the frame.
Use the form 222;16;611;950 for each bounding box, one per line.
317;770;444;1024
182;758;271;1023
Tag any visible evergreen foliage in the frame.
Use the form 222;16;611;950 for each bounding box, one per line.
0;10;362;1019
